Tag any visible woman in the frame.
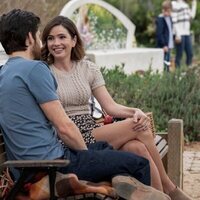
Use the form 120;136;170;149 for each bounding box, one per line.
77;6;93;48
41;16;191;200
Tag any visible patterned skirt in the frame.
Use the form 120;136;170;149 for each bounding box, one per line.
69;114;101;146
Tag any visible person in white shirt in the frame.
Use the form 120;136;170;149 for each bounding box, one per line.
171;0;197;68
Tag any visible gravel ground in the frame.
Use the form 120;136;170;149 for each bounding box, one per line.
183;142;200;200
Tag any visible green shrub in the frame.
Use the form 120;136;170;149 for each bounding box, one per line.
101;65;200;141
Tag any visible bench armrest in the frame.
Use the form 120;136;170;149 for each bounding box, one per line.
2;159;70;168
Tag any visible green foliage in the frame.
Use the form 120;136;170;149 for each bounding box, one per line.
88;4;127;49
192;2;200;43
101;65;200;141
103;0;161;46
104;0;200;46
70;4;127;49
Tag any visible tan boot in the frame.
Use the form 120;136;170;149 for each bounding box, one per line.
56;172;117;198
112;175;171;200
169;187;192;200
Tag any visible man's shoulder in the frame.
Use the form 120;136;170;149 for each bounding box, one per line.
27;59;49;69
10;59;50;80
22;59;50;74
10;57;47;69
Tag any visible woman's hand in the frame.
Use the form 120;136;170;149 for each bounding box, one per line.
132;109;150;132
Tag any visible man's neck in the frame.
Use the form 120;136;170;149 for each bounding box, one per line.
9;51;33;60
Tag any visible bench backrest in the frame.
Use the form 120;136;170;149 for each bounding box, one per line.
0;132;6;173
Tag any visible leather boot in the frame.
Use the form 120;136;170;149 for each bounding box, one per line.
112;175;171;200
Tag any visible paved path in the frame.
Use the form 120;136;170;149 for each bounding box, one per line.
183;151;200;200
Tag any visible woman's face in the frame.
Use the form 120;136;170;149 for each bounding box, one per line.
47;25;76;61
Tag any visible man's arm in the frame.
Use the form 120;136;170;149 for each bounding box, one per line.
190;0;197;19
93;86;149;132
40;100;87;150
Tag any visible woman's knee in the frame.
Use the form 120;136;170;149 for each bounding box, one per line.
137;128;154;142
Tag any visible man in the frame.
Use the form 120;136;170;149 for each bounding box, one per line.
0;9;170;200
171;0;197;68
156;0;174;72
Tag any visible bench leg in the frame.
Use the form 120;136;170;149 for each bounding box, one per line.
6;168;29;200
6;167;58;200
48;167;57;200
167;119;184;188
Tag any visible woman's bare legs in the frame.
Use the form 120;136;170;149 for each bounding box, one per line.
120;140;163;191
92;118;144;149
135;129;175;194
92;118;176;194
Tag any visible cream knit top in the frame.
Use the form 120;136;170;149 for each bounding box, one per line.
50;59;105;116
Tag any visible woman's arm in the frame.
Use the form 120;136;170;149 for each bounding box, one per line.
93;86;149;131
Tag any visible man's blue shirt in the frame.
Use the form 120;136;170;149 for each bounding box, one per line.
0;57;64;161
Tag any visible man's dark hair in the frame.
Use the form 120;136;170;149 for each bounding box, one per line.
0;9;40;54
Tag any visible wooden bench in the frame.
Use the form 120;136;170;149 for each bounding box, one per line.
0;132;70;200
0;117;184;199
163;118;184;188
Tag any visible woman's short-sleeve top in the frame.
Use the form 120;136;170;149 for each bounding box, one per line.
50;59;105;116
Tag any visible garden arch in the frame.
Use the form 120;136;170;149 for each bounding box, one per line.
59;0;163;73
60;0;136;48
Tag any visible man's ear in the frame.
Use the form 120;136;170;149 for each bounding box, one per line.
26;32;34;46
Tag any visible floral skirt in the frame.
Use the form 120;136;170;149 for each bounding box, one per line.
69;114;101;146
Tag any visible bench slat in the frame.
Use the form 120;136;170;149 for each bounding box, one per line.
155;135;168;159
159;146;169;159
3;159;70;168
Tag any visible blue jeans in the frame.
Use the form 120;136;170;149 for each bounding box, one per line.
59;141;150;185
175;35;193;68
164;51;171;72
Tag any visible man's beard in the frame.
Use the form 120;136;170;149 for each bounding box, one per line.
32;42;41;60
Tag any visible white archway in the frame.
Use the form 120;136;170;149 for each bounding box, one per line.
60;0;136;48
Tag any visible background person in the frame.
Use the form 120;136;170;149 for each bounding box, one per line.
77;6;93;49
156;0;174;72
171;0;197;68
